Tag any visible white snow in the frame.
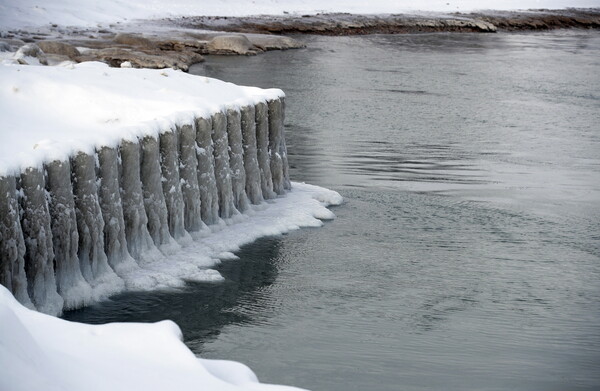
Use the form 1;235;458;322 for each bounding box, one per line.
0;283;308;391
0;0;598;30
0;62;283;176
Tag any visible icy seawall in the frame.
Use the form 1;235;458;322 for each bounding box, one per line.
0;95;291;316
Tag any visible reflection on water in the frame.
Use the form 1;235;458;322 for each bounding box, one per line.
64;238;284;348
197;32;600;209
65;31;600;391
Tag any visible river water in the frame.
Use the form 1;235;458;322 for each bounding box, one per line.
64;31;600;390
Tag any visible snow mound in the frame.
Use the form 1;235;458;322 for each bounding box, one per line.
0;284;307;391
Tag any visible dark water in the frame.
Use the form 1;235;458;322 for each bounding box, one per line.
64;32;600;390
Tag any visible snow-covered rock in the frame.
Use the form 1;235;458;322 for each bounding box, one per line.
207;35;258;55
36;41;80;59
14;43;48;65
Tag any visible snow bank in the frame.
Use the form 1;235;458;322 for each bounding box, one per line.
0;284;308;391
0;0;597;30
0;62;282;176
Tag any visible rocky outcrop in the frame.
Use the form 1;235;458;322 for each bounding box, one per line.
113;33;157;49
0;39;26;53
69;32;206;70
14;43;47;65
206;35;259;55
248;34;306;51
36;41;80;59
471;9;600;31
176;9;600;35
76;47;203;71
3;27;304;70
177;13;498;35
20;32;304;69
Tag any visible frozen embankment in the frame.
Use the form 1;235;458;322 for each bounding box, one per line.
0;62;342;317
0;61;340;390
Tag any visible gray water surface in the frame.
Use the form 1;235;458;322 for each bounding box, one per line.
64;31;600;391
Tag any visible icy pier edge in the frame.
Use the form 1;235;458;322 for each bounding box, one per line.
0;65;341;316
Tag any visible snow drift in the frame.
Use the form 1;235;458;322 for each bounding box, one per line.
0;284;309;391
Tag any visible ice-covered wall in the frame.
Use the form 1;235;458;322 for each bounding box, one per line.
0;98;288;316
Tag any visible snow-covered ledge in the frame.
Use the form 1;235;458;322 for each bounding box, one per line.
0;62;341;390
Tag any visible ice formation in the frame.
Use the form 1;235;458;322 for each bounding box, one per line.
0;60;342;391
195;117;222;225
0;63;343;317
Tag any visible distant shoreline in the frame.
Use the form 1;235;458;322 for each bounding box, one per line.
1;8;598;71
170;8;600;35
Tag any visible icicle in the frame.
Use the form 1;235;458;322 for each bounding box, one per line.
268;99;285;195
212;112;237;219
19;167;63;316
279;98;292;190
71;151;124;300
0;175;33;309
140;135;179;253
227;108;250;212
2;95;294;312
119;140;159;262
255;102;275;200
97;146;138;273
240;105;264;205
178;123;207;234
195;117;220;226
159;129;190;243
45;159;93;310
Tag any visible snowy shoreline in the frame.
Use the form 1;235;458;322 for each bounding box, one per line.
0;60;342;391
1;2;595;390
172;8;600;35
1;6;598;73
0;283;311;391
0;62;345;314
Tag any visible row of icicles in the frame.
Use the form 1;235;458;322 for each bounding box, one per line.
0;98;290;316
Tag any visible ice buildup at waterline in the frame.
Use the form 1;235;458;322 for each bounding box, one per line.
0;285;308;391
0;62;342;317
